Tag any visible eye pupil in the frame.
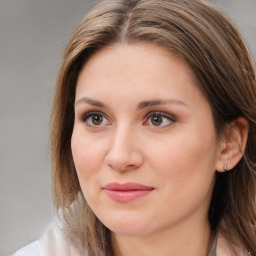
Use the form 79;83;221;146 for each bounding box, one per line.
92;114;103;125
151;115;163;126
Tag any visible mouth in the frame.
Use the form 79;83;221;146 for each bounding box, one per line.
103;182;155;203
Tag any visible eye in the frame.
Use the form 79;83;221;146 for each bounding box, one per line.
144;112;176;127
80;112;110;127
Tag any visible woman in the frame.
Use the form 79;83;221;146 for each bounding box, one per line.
15;0;256;255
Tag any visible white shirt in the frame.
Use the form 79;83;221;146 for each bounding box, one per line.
14;223;248;256
14;222;84;256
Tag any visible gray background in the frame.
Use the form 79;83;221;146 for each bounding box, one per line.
1;0;255;255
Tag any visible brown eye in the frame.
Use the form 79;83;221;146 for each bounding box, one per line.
81;112;109;127
143;112;176;128
151;114;163;126
91;114;104;125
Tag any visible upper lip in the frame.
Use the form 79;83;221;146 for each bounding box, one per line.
103;182;154;191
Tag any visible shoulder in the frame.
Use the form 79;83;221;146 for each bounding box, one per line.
216;231;250;256
13;221;86;256
14;241;41;256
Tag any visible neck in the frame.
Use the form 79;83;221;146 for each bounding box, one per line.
111;217;211;256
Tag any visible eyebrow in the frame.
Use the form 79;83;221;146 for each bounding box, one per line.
137;99;188;109
75;97;188;109
75;97;107;108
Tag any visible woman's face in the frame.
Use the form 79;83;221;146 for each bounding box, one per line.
72;43;222;237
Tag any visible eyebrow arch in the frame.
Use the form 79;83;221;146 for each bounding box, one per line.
75;97;188;109
137;99;188;109
75;97;107;108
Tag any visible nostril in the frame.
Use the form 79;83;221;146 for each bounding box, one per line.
104;150;144;172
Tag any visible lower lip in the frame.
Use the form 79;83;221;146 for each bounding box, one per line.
104;189;153;203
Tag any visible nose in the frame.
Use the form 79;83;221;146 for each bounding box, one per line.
104;126;144;171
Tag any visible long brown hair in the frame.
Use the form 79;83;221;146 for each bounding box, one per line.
50;0;256;255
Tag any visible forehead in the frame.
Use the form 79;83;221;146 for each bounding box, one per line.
76;43;198;95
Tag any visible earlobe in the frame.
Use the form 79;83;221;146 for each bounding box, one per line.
216;117;249;173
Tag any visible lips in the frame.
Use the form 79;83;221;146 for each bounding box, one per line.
103;182;154;203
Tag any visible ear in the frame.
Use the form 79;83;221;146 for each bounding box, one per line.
216;117;249;172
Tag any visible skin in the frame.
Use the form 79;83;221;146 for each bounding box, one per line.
71;43;235;256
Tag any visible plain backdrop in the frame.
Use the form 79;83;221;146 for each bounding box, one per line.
1;0;255;255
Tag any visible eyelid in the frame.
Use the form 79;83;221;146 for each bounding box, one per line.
79;111;111;126
145;111;176;120
78;110;177;128
143;111;177;127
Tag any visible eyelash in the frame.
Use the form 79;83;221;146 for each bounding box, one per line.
79;111;110;127
79;111;177;128
143;111;177;128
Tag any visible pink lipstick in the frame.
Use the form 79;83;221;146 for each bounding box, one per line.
103;182;154;203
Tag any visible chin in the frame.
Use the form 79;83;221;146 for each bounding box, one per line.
99;214;152;237
109;225;151;237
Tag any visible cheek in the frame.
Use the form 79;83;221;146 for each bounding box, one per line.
148;126;218;191
71;131;105;180
151;137;217;216
71;131;107;207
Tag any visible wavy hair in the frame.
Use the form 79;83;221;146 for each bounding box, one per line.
50;0;256;255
